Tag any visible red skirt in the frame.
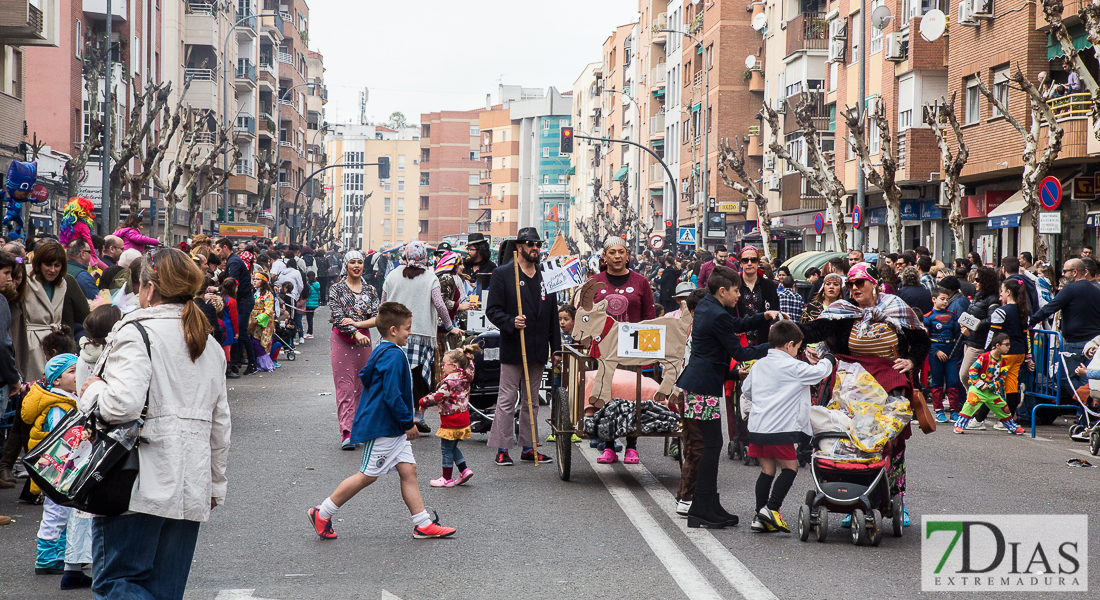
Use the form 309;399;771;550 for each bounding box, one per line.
747;443;797;460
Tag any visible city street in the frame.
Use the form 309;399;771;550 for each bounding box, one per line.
2;308;1099;599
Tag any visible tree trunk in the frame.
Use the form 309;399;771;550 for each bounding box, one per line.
949;200;966;259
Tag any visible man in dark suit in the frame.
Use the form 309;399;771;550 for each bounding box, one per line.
485;227;560;466
217;237;256;376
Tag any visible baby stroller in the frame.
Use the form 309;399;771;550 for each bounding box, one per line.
468;330;502;433
1057;352;1100;451
797;432;903;547
272;322;299;362
725;375;755;465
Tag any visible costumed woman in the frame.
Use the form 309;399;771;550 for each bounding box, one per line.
58;198;106;269
328;250;380;450
798;263;930;528
249;273;275;360
433;251;470;388
3;161;48;242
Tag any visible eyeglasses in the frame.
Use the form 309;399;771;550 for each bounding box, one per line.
80;250;91;256
1063;269;1077;274
741;257;759;264
523;241;543;248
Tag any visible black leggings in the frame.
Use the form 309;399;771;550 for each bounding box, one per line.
306;311;314;335
692;418;724;496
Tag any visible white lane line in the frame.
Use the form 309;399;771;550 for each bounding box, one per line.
579;446;723;600
623;462;780;600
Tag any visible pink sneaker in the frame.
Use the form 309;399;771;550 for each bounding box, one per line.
455;468;474;485
597;448;618;464
429;477;455;488
624;448;640;464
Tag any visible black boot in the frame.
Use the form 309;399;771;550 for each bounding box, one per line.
687;493;728;529
712;493;740;526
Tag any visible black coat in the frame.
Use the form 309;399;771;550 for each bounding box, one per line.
658;267;682;312
896;284;933;315
676;294;769;397
735;276;781;345
485;261;560;365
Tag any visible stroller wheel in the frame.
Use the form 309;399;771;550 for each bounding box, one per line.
727;440;740;460
816;510;829;543
286;349;296;361
891;495;904;538
1090;430;1100;456
851;509;866;546
804;489;816;508
798;506;811;542
870;510;883;547
1069;424;1085;437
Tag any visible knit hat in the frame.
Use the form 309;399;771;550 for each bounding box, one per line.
118;248;142;268
939;275;961;292
44;353;78;390
603;236;628;251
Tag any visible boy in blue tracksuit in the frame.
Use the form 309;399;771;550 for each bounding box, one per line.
925;287;962;422
307;302;456;540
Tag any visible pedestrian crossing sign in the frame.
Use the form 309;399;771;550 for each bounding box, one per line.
677;227;697;246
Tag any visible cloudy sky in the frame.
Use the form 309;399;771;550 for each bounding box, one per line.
309;0;638;126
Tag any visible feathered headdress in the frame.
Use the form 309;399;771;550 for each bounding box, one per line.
59;197;95;240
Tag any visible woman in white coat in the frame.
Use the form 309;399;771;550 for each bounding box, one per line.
79;248;231;600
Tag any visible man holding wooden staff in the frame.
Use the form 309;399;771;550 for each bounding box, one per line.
486;227;560;466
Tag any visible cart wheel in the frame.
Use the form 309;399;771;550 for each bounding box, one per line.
286;349;296;361
727;440;739;460
798;506;811;542
554;388;572;481
851;509;866;546
816;510;829;543
891;494;904;538
1070;424;1085;437
805;489;816;508
1091;431;1100;456
870;509;883;547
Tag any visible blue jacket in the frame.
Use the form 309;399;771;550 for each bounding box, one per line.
350;341;415;443
676;294;769;397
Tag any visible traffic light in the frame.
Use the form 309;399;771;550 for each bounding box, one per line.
377;156;390;180
560;126;574;153
664;220;675;246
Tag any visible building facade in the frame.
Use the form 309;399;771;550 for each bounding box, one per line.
419;108;481;243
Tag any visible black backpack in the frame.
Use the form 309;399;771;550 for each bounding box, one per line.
302;254;315;268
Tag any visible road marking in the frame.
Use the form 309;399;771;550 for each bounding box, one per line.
625;463;780;600
579;446;723;600
215;591;278;600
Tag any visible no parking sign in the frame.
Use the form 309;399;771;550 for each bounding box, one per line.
1040;176;1062;211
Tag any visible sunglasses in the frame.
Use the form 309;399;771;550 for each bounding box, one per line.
740;257;759;264
1063;269;1077;274
523;241;543;248
846;279;872;287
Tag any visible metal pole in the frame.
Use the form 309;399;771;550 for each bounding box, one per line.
703;43;710;251
272;81;316;242
101;0;112;236
855;0;867;251
659;29;705;252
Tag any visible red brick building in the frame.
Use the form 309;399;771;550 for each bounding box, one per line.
419;109;482;243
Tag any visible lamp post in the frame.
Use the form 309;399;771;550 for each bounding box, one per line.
222;10;278;232
101;0;112;235
660;28;708;250
855;0;867;251
604;88;643;254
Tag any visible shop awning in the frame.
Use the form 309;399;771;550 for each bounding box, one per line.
1049;24;1089;60
986;190;1025;229
612;165;629;181
565;165;575;175
1087;211;1100;227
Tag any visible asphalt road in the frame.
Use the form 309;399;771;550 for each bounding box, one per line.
2;308;1099;599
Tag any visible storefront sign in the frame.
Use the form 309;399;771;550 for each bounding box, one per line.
987;214;1021;229
966;190;1014;218
706;212;726;238
218;223;268;237
920;201;943;219
868;207;888;226
1038;211;1062;234
1074;177;1095;200
900;201;922;221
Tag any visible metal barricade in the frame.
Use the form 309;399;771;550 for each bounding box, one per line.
1024;329;1081;437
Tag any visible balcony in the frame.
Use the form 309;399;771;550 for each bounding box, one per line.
748;70;764;92
652;12;667;43
650;64;666;88
1;0;59;46
236;159;254;176
184;8;219;48
649;113;665;136
236;59;256;84
783;91;830;133
649;163;666;189
260;11;284;36
183;68;217;110
276;50;293;64
780;173;826;212
693;70;703;88
234;115;256;136
236;12;257;34
785;12;828;58
82;0;127;22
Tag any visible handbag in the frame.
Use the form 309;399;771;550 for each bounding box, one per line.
911;388;937;434
23;321;152;515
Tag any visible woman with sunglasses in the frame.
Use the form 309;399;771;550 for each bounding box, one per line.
733;246;781;348
799;263;931;528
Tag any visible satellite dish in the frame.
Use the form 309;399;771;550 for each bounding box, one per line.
919;8;947;42
752;12;767;32
744;54;757;70
871;5;893;30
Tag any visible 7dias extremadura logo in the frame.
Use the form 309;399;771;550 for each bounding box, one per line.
922;515;1087;592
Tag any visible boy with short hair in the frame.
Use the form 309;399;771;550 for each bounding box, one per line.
925;287;962;423
307;302;456;540
954;333;1025;435
741;321;835;533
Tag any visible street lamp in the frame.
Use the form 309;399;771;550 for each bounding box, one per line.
660;28;709;248
222;10;278;232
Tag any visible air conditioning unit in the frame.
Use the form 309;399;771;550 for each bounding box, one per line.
828;39;846;63
764;154;776;170
884;33;905;61
972;0;993;18
768;174;781;191
774;97;786;113
829;18;847;41
958;0;976;24
413;158;420;164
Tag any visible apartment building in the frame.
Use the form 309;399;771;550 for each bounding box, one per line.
570;61;601;253
0;0;61;190
419;108;481;243
637;0;669;242
663;0;685;234
324;124;419;250
594;23;642;243
299;48;325;241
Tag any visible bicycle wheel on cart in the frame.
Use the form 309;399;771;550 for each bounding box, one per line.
554;388;572;481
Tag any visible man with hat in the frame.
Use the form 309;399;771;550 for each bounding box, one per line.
485;227;558;466
464;233;497;297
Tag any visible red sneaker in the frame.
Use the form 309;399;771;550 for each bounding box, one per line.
413;522;456;539
307;506;337;539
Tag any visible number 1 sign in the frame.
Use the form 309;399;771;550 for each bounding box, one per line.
616;323;666;359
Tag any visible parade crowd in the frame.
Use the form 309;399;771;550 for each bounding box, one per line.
3;194;1097;597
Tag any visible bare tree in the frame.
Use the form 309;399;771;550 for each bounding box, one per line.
975;68;1063;262
1043;0;1100;141
574;177;651;254
924;93;970;259
253;149;279;222
844;99;903;253
762;97;849;252
717;137;772;263
65;39;108;199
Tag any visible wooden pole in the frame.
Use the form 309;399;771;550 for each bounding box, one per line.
514;251;539;465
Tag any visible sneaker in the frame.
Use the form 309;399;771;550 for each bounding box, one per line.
272;362;282;368
60;571;94;590
495;451;514;466
935;411;948;423
305;334;314;339
903;506;911;527
596;448;618;464
1001;419;1025;435
840;514;852;528
413;522;456;539
415;421;432;434
992;421;1007;431
456;468;474;485
950;411;961;421
546;433;557;442
429;477;455;488
520;450;552;463
226;369;240;379
341;436;355;450
571;434;584;443
307;506;337;539
953;425;966;434
966;420;987;430
750;514;777;532
623;448;640;464
758;507;790;533
676;500;691;517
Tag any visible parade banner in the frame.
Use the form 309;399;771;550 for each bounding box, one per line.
540;255;585;295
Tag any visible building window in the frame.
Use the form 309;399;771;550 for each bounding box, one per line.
384;180;391;191
784;133;803;173
75;20;82;58
384;197;391;213
870;1;884;54
468;173;478;185
398;177;405;192
542;147;550;158
383;219;391;235
420;173;430;185
543;175;550;184
469;125;479;136
11;49;22;100
421;148;430;162
470;150;479;160
850;11;861;64
420;196;429;210
397;198;404;214
543;120;550;130
991;66;1010;118
869;111;881;155
422;124;431;137
965;77;980;124
558;174;567;184
560;119;568;127
397;219;404;236
398;155;406;170
501;130;507;142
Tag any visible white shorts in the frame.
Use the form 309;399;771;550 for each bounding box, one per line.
359;435;416;477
